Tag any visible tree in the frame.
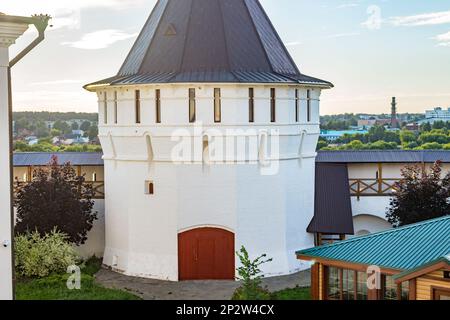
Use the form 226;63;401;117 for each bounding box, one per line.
14;117;29;133
50;129;61;137
342;140;365;150
419;142;443;150
386;161;450;227
432;120;446;130
420;122;432;132
35;121;50;138
232;246;272;300
71;122;79;131
316;140;328;151
15;156;97;245
87;124;99;140
53;120;71;135
80;121;91;132
368;125;386;143
367;141;398;150
418;130;449;145
400;130;416;145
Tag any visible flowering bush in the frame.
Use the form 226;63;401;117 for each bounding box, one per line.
15;229;79;278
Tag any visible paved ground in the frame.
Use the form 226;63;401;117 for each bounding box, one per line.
95;269;311;300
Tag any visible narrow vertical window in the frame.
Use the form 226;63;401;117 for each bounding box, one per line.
189;88;196;123
295;89;299;122
155;89;161;124
114;91;118;124
214;88;221;123
249;88;255;123
270;88;276;123
145;181;154;195
135;90;141;124
103;92;108;124
307;89;311;123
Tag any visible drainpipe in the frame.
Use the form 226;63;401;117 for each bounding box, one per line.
9;15;51;67
0;13;50;301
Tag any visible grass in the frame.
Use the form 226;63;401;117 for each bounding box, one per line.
16;257;140;300
271;286;311;300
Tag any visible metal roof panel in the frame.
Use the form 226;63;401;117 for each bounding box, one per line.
13;152;104;167
298;216;450;271
316;150;450;163
86;0;332;87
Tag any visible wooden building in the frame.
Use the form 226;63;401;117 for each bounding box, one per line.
297;216;450;300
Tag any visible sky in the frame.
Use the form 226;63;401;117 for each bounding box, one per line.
3;0;450;115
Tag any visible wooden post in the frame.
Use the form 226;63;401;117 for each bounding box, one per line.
377;163;383;194
27;166;32;182
409;279;416;300
311;263;320;300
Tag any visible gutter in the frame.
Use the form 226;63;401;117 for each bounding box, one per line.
1;13;50;300
8;14;51;67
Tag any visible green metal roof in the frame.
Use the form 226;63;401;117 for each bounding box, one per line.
297;216;450;271
393;255;449;281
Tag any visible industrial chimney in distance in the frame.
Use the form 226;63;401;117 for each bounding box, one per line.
391;97;399;128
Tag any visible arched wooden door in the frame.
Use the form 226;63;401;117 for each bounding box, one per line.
178;228;235;281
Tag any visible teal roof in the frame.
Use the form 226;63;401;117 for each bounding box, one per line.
297;216;450;271
393;255;450;281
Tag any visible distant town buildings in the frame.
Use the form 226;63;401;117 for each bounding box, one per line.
418;107;450;124
320;129;368;142
357;118;391;129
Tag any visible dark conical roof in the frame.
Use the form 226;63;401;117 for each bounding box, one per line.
85;0;332;88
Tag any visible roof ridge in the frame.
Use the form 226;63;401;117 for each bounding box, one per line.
299;215;450;253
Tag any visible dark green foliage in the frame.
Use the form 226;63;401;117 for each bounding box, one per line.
87;124;99;140
80;121;92;132
71;122;79;130
386;161;450;227
13;111;98;123
53;120;71;135
81;256;103;276
316;140;329;151
15;156;98;245
271;287;311;300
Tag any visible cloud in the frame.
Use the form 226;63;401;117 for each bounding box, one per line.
390;10;450;27
61;29;138;50
434;31;450;47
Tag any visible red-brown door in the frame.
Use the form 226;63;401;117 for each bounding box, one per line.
178;228;235;280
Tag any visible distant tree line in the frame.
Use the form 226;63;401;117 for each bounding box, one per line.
13;111;98;123
318;121;450;151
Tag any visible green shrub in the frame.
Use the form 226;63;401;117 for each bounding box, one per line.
15;229;79;278
232;246;272;300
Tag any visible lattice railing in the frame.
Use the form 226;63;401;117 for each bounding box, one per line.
349;179;399;198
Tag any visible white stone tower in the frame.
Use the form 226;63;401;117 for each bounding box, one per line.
85;0;332;281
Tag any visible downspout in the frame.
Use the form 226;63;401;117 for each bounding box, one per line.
7;14;50;299
9;15;51;67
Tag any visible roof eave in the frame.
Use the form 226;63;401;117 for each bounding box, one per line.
393;258;450;283
296;254;403;275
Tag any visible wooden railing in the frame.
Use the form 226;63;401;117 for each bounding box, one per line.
349;179;399;198
13;181;105;200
